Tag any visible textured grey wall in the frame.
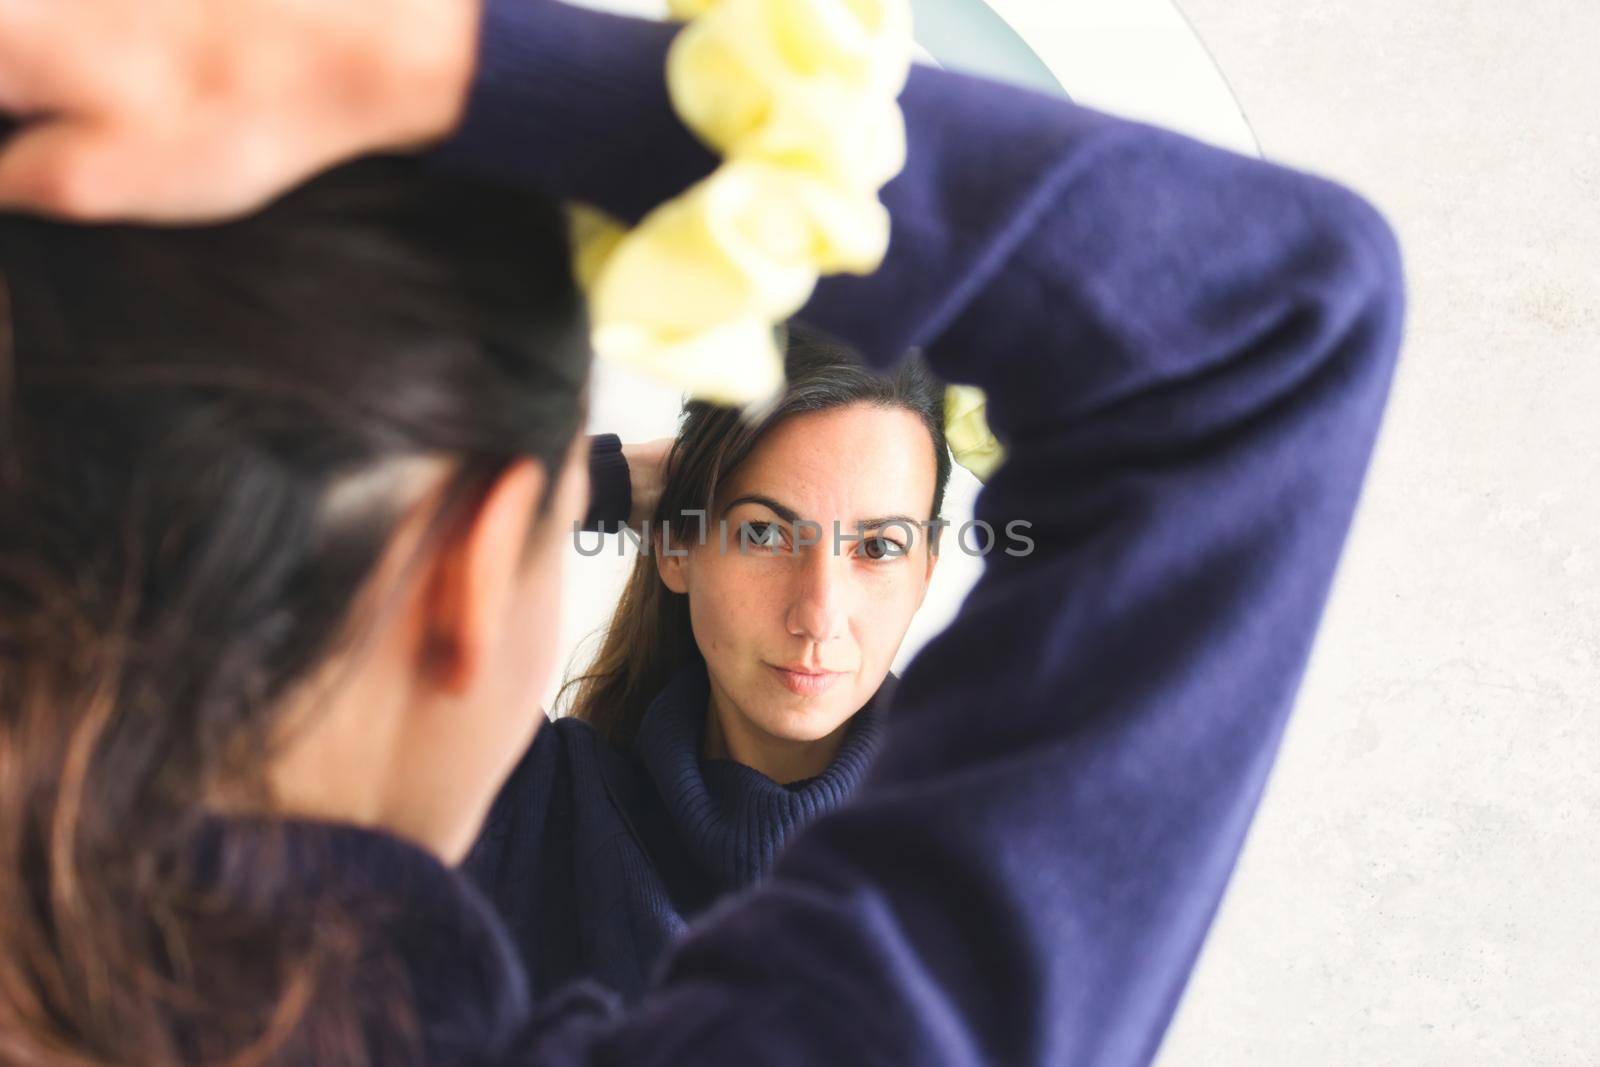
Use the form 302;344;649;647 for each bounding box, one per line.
1154;3;1599;1064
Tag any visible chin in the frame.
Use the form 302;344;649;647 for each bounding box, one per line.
756;692;858;744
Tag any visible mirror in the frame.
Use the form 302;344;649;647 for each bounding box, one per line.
554;0;1256;711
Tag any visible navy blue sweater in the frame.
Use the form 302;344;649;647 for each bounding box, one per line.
235;0;1406;1062
461;658;890;1001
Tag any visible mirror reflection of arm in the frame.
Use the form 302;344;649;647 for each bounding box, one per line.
581;434;631;534
431;3;1407;1064
581;435;673;534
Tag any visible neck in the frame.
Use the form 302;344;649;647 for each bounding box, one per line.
701;689;849;785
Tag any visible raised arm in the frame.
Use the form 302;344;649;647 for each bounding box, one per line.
0;1;1402;1061
431;3;1405;1065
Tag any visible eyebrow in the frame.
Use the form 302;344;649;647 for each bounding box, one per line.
720;494;921;534
858;516;922;535
720;494;799;524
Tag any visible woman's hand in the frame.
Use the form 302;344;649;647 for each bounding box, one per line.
0;0;480;221
620;438;674;534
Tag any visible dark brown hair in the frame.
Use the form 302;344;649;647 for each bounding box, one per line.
0;158;589;1065
564;328;951;749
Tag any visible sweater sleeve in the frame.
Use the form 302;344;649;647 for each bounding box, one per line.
581;433;632;534
432;4;1407;1065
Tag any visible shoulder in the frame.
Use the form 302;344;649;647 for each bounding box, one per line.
480;716;605;827
549;712;605;749
481;716;640;836
462;715;591;878
549;716;655;822
545;715;629;798
495;715;605;793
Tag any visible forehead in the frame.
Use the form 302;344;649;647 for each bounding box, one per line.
717;403;937;519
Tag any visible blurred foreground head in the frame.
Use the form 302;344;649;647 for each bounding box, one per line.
0;158;591;1063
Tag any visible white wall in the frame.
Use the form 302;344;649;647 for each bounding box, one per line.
1156;3;1599;1063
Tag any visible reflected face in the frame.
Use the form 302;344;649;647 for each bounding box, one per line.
658;404;939;750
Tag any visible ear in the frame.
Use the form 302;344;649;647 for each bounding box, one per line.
654;527;690;595
422;459;548;694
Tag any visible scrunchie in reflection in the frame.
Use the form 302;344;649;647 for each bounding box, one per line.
945;384;1005;482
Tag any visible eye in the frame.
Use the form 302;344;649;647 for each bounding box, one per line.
741;521;786;551
860;534;907;561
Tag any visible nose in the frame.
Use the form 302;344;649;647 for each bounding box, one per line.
785;544;849;646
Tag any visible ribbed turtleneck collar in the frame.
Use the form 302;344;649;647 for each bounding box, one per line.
630;660;890;892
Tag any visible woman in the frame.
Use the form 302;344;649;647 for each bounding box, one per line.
0;158;598;1062
466;330;952;1000
0;0;1405;1063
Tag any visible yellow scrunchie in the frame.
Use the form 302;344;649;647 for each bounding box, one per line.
944;384;1005;482
569;0;913;407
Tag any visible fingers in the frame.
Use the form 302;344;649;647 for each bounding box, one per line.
0;3;42;108
0;120;126;219
0;118;307;223
0;2;95;114
0;4;107;217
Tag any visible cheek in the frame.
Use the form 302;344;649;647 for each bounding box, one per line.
852;569;925;663
686;554;775;662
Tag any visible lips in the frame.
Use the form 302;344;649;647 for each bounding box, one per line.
767;664;844;697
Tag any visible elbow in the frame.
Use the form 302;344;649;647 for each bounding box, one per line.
1276;181;1409;475
1346;188;1407;347
1313;183;1409;380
